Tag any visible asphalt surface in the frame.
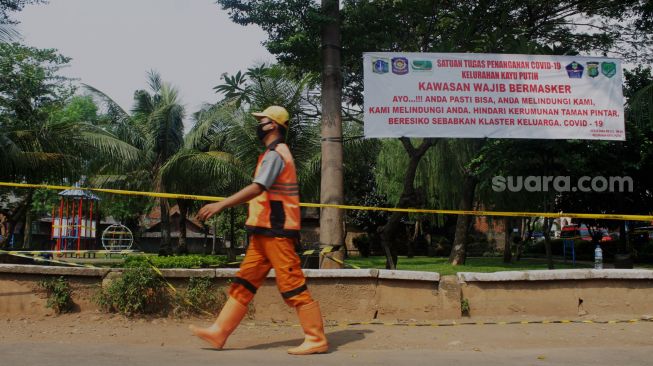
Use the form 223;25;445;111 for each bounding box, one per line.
2;314;653;365
2;343;652;366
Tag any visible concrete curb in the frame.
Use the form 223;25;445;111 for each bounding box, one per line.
0;265;440;282
457;268;653;283
158;269;216;278
378;269;440;282
0;264;110;277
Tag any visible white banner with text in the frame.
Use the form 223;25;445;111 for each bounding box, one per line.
363;52;624;140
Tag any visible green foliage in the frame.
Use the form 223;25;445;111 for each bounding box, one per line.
96;193;152;226
0;0;46;24
50;95;102;125
210;207;247;247
162;65;323;201
95;266;170;316
0;43;140;186
85;71;187;254
38;276;74;314
461;298;470;317
218;0;653;106
29;188;60;216
0;43;74;121
122;255;228;269
173;276;226;316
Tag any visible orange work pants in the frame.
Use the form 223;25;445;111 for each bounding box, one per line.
229;234;313;308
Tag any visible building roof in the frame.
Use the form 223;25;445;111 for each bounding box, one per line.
58;189;100;201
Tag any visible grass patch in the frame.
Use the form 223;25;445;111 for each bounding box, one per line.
345;256;592;275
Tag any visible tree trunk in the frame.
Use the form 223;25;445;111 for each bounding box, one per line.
503;217;512;263
176;199;189;254
318;0;345;269
543;217;555;269
449;175;477;265
22;209;32;250
406;222;415;258
159;198;172;256
21;192;34;250
516;217;533;261
380;138;435;269
0;219;12;249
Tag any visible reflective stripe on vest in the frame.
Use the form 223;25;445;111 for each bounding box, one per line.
245;142;301;238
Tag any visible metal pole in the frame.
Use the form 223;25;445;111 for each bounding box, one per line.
77;199;82;253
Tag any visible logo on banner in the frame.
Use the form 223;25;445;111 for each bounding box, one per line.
411;60;433;72
391;57;409;75
587;62;599;78
372;58;389;74
601;62;616;78
565;61;584;78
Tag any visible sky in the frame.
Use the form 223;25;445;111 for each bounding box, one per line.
15;0;273;124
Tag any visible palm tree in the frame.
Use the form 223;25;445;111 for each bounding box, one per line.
0;102;139;249
158;65;369;255
0;42;139;249
159;66;321;251
0;25;19;43
86;70;185;255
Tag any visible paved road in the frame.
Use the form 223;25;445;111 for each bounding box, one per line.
2;343;653;366
2;314;653;365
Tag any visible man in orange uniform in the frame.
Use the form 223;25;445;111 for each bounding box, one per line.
190;106;328;355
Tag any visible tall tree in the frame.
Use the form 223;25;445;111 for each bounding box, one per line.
86;71;185;255
0;43;137;248
0;0;46;43
318;0;345;268
217;0;653;268
161;66;322;253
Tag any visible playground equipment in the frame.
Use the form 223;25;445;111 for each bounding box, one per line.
51;188;99;255
101;224;133;252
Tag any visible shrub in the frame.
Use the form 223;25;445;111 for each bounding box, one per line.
173;277;226;316
461;298;470;317
38;276;74;314
122;255;228;269
96;266;171;316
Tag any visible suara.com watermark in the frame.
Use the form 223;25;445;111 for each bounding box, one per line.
492;176;633;193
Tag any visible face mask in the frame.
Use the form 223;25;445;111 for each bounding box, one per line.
256;121;273;141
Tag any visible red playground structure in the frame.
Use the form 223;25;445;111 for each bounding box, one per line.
51;189;100;256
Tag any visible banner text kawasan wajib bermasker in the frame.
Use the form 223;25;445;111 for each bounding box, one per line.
363;52;624;140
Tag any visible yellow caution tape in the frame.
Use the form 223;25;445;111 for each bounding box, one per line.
0;251;101;268
313;318;652;328
1;181;652;221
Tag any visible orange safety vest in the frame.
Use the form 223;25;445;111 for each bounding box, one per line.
245;141;301;238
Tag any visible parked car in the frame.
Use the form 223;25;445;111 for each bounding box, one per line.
530;231;545;242
560;224;591;241
633;226;653;245
561;224;615;242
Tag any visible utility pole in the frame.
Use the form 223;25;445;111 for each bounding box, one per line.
319;0;344;268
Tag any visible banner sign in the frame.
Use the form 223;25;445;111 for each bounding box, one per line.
363;52;624;140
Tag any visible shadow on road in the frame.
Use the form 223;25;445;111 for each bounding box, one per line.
242;328;374;352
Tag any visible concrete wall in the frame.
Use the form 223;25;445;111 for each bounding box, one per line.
2;265;653;321
458;269;653;317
